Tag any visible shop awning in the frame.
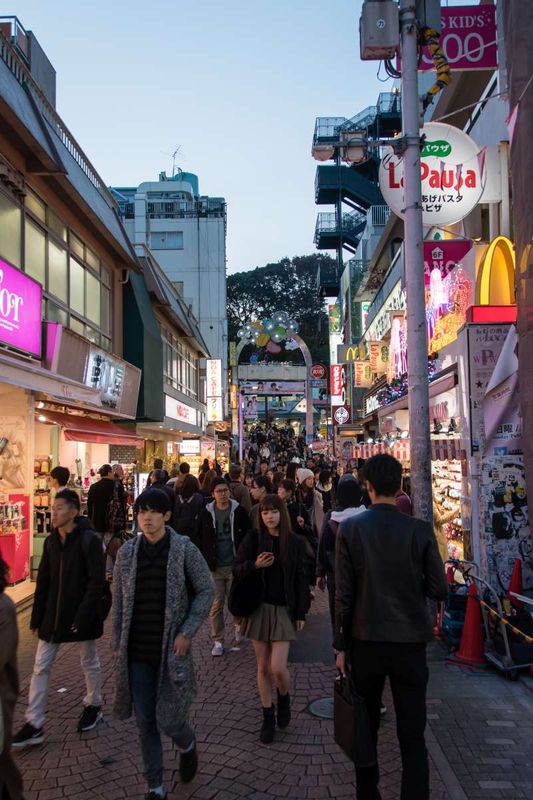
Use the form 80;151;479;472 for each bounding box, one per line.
37;410;143;446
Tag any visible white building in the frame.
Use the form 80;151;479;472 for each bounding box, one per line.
111;170;228;389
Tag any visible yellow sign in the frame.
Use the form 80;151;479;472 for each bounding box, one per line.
354;360;373;388
477;236;516;306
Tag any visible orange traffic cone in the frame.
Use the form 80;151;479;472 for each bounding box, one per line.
507;559;523;608
455;583;485;665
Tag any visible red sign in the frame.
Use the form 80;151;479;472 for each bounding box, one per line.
333;405;351;426
423;240;473;286
310;363;326;380
330;365;345;405
419;6;497;72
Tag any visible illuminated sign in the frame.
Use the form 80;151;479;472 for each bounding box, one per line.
366;281;406;342
379;123;485;226
424;240;473;286
368;341;388;375
206;358;223;422
179;439;201;455
330;365;346;406
427;267;472;353
0;258;42;357
165;395;198;426
354;361;373;388
477;236;516;306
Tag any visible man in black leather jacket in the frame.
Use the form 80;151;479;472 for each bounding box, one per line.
334;454;447;800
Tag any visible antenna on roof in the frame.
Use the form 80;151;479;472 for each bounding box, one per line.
160;145;184;178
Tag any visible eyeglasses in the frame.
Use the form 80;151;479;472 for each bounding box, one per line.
214;488;229;494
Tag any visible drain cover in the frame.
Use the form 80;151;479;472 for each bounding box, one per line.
308;696;334;719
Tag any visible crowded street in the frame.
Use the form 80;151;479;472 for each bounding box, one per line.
10;592;533;800
2;2;533;800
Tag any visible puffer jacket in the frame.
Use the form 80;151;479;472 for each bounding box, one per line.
30;517;105;642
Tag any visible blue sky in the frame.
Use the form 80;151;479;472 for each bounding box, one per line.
11;0;462;272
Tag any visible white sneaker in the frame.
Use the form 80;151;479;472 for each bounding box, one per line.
234;624;243;644
211;641;224;656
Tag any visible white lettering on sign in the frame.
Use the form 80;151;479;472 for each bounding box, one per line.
0;268;24;328
365;393;381;417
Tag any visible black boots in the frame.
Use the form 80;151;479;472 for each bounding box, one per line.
260;705;276;743
277;690;291;729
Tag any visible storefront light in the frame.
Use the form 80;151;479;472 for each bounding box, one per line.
400;430;409;439
38;415;47;422
37;401;45;409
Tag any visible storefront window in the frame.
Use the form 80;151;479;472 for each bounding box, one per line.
45;299;68;326
0;191;21;267
161;325;199;398
86;271;100;324
25;219;46;284
48;239;68;303
69;257;85;315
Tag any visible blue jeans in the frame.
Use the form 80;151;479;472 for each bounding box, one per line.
129;661;194;789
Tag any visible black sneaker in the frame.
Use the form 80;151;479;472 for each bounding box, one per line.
12;722;44;748
145;792;167;800
179;745;198;783
77;705;103;732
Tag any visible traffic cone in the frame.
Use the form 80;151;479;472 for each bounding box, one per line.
454;583;485;665
446;565;455;585
507;558;523;608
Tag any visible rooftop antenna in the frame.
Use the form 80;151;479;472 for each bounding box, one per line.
160;145;184;178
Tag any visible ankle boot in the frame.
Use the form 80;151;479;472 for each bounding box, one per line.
277;690;291;729
259;705;275;743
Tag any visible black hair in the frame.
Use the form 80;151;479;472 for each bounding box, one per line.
253;475;273;493
151;469;166;483
362;454;402;498
50;466;69;486
134;488;171;515
98;464;113;477
179;462;190;474
211;477;229;492
0;553;9;592
54;489;81;511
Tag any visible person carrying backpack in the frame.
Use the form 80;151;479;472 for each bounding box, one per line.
87;464;126;577
13;490;106;748
316;474;366;629
172;474;204;545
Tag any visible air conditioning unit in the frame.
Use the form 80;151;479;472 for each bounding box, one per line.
360;0;400;61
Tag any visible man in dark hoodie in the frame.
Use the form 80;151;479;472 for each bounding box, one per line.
12;490;106;748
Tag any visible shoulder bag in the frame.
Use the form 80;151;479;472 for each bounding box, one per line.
334;668;377;768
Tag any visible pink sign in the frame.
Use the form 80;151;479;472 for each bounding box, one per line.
423;240;473;286
0;258;42;357
419;6;497;72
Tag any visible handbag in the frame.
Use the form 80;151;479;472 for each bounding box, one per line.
228;569;264;617
334;669;377;768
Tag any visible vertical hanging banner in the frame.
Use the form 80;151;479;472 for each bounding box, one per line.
330;365;346;406
353;361;373;388
368;341;389;375
206;358;223;422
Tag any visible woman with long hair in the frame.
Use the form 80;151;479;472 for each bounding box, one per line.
233;495;310;744
173;474;204;543
200;469;219;504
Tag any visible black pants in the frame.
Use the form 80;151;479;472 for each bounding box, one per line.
350;640;429;800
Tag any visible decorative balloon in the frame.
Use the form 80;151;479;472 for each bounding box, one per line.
236;311;299;353
265;340;282;354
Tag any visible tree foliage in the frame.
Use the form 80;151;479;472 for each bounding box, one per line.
227;254;335;363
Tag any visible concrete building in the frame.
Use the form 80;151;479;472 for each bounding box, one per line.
111;170;228;392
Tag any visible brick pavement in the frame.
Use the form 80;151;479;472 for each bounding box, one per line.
10;590;533;800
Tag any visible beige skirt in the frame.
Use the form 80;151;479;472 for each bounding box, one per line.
243;603;296;643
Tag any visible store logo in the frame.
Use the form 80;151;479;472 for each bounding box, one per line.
334;406;350;425
421;139;452;158
0;258;42;357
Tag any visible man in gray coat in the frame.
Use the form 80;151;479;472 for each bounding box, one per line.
112;488;214;800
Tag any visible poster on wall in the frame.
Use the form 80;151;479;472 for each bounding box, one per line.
244;395;258;420
479;456;532;593
483;326;521;456
467;325;510;454
0;416;26;490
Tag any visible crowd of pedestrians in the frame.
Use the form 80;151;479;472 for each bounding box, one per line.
3;434;448;800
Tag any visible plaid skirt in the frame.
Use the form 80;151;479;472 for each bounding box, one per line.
242;602;296;643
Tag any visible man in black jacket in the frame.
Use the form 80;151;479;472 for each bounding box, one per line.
12;490;106;748
334;454;447;800
196;478;251;656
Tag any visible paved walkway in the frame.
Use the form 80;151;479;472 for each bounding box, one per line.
11;591;533;800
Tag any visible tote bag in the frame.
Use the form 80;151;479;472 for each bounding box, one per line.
334;671;377;768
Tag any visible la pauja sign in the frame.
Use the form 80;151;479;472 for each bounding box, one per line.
379;123;485;227
0;258;42;358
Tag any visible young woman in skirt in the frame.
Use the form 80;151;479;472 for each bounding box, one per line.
234;494;310;743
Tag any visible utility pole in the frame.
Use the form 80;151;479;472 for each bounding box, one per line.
399;0;433;522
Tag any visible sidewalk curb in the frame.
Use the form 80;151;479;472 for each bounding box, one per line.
426;723;468;800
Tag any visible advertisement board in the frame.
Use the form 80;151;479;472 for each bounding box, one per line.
85;347;126;411
310;363;326;380
206;358;223;422
330;365;346;406
379;123;485;227
354;361;373;388
165;395;198;427
240;380;305;395
333;405;351;426
0;257;42;357
467;324;510;454
418;5;497;72
423;240;473;285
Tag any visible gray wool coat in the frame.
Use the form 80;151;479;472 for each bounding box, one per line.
111;527;214;734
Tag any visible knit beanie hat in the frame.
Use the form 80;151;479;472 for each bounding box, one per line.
336;474;362;510
296;468;314;485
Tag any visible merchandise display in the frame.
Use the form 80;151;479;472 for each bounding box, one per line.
432;459;463;559
0;493;30;583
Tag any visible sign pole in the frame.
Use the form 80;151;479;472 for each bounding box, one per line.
238;389;244;463
399;0;433;522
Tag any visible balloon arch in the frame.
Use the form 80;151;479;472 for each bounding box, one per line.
235;313;314;457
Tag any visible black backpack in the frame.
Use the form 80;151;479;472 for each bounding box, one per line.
174;494;201;537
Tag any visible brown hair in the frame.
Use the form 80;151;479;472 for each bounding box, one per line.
202;469;219;494
258;493;292;565
178;473;200;500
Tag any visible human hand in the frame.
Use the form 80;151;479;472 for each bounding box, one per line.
296;620;305;632
316;576;326;592
173;634;191;656
336;651;346;676
296;515;305;528
255;552;274;569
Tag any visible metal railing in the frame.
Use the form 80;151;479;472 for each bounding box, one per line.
313;116;347;141
0;26;116;205
369;205;392;227
315;210;366;238
376;91;402;115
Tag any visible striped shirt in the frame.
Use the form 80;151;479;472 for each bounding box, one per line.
128;532;170;664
